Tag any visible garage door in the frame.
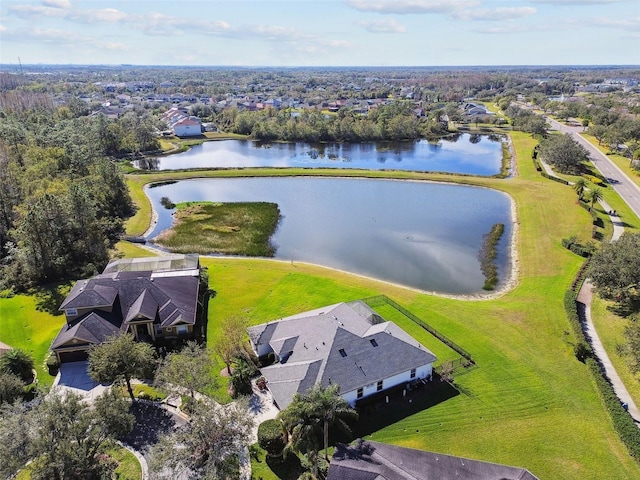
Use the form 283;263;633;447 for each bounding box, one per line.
58;350;89;363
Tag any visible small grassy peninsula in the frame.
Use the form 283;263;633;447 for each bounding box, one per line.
153;201;281;256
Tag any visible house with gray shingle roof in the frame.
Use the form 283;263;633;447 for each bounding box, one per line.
51;254;202;363
328;440;539;480
248;301;436;410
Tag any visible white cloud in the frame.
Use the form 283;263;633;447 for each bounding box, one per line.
3;26;88;44
42;0;71;8
585;16;640;30
347;0;479;15
68;8;131;24
357;18;406;33
9;5;68;19
455;7;537;21
99;42;129;51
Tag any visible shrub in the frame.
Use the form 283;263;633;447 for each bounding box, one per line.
0;370;24;404
45;352;60;376
587;358;640;459
562;237;595;258
0;349;34;382
230;356;259;397
585;175;604;186
257;419;286;457
574;341;593;363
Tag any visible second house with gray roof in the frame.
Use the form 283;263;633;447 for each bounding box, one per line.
247;301;437;409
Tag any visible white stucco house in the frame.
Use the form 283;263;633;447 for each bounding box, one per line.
247;301;437;409
172;117;202;137
160;107;203;137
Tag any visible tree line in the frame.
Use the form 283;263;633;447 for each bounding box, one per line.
214;101;450;143
0;92;159;288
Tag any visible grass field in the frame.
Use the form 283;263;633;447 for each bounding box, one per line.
0;293;66;387
4;129;640;479
14;445;141;480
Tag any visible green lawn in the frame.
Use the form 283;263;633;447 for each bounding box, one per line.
13;445;141;480
0;293;66;387
591;295;640;408
3;130;640;479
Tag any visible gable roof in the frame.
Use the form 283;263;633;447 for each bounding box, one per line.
52;255;200;352
60;283;118;310
328;441;539;480
52;311;121;349
125;289;158;323
248;301;436;409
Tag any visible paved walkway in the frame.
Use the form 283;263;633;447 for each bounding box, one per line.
576;203;639;425
578;279;640;424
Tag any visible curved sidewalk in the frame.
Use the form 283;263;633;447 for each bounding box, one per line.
577;202;639;425
577;279;640;424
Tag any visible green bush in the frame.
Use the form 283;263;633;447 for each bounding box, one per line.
564;269;640;460
574;341;593;363
562;237;595;258
0;349;34;382
587;358;640;459
45;352;59;368
257;419;286;457
45;352;60;376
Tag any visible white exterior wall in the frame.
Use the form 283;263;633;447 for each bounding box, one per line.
173;123;201;137
342;363;433;407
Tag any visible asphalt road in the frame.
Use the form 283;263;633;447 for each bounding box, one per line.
546;117;640;220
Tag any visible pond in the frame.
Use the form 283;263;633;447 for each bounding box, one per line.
146;177;513;294
137;134;504;175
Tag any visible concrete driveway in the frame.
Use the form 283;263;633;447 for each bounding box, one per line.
52;361;109;402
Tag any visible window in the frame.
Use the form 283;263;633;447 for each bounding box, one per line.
357;388;364;399
410;368;417;379
155;325;163;335
66;308;78;316
370;339;378;347
177;325;188;336
339;348;347;357
377;380;383;391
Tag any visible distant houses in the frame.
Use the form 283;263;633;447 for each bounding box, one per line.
247;301;436;410
462;102;493;120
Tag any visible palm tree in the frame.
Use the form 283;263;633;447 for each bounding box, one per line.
573;178;587;202
279;383;358;472
589;187;604;212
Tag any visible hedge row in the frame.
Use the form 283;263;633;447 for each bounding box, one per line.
561;237;595;258
587;358;640;460
564;272;640;461
540;170;570;185
532;155;570;185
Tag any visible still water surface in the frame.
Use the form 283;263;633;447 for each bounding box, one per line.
139;134;504;175
146;177;512;294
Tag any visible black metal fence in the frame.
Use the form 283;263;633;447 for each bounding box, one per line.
361;295;475;365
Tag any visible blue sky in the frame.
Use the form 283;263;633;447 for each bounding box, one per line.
1;0;638;66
